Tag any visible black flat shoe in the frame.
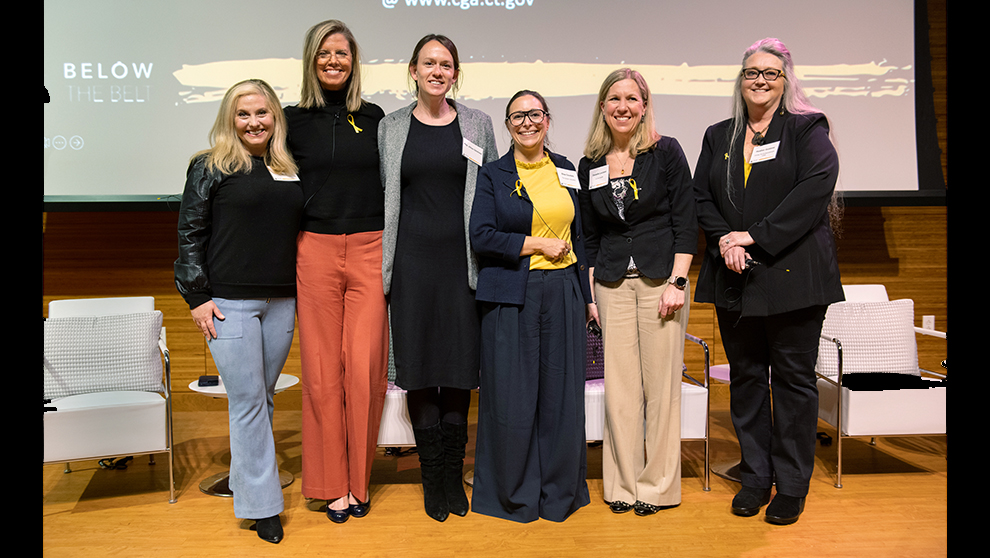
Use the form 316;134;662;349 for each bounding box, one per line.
731;487;772;517
348;499;370;518
327;504;350;524
254;515;283;544
765;494;805;525
633;500;678;516
607;500;633;514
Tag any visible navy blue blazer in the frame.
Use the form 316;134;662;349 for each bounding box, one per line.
470;150;594;306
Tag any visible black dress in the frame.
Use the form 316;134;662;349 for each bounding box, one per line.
390;115;480;391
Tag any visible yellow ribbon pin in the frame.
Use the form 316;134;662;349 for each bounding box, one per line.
513;180;523;197
347;114;362;133
629;178;639;200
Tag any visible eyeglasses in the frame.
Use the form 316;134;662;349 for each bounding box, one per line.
317;50;350;63
507;109;547;126
741;68;785;81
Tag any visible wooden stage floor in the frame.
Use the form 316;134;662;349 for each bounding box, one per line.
43;385;947;557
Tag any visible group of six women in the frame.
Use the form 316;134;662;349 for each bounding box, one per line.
175;20;842;544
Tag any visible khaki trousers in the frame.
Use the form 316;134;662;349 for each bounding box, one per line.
596;276;688;506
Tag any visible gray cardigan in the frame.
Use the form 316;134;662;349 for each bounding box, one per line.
378;99;498;294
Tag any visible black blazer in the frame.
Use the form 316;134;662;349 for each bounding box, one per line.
693;109;843;316
577;136;697;283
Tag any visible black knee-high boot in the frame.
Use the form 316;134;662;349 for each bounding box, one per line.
441;419;469;516
413;422;449;522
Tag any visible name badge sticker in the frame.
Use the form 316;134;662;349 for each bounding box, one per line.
750;141;780;164
268;167;300;181
589;165;609;190
557;168;580;189
462;138;484;166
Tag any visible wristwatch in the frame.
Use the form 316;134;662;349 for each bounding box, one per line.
668;276;688;290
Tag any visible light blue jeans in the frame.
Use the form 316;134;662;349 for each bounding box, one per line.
208;297;295;519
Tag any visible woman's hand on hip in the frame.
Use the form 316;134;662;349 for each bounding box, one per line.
190;300;224;340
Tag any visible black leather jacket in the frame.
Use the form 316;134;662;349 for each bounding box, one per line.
174;154;303;309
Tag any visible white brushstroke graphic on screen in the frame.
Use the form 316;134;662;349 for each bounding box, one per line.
172;59;910;105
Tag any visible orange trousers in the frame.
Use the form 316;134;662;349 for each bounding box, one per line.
297;230;388;502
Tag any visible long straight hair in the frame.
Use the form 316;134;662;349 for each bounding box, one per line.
193;79;297;177
727;38;840;231
727;38;821;174
583;68;659;162
298;19;364;112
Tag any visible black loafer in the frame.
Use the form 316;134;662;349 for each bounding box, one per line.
607;500;633;514
254;515;283;544
731;487;772;517
327;505;350;524
633;500;678;516
348;499;370;518
765;494;805;525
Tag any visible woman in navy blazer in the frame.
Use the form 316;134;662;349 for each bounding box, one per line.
693;38;842;526
469;90;594;523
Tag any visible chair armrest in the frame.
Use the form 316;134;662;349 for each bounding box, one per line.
159;329;172;395
915;326;946;379
683;333;710;389
816;333;842;387
915;327;946;340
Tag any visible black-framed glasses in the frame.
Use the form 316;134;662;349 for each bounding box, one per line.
741;68;785;81
507;109;547;126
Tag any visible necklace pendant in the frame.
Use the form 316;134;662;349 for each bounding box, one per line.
751;133;765;146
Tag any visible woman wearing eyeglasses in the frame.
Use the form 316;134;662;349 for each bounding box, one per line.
577;68;697;517
469;90;594;523
693;38;842;525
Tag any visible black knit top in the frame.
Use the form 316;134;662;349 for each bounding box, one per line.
284;87;385;235
175;155;303;309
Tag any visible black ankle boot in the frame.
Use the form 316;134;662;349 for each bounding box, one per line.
441;419;470;517
254;515;283;544
413;422;449;522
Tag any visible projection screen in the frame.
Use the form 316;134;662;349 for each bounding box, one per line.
43;0;933;206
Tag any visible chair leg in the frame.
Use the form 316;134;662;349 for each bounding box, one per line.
63;462;71;474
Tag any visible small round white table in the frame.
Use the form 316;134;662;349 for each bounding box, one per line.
189;373;298;497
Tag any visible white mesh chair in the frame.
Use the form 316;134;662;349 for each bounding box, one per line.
815;285;947;488
585;333;712;491
44;297;176;503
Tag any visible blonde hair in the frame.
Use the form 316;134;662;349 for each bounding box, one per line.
194;79;297;177
298;19;364;112
583;68;659;161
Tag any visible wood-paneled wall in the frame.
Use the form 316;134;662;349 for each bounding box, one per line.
41;205;947;412
43;0;947;412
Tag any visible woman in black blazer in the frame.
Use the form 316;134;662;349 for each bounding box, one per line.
693;38;842;525
577;69;697;516
469;90;594;523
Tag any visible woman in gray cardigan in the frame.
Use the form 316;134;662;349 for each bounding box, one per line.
378;34;496;522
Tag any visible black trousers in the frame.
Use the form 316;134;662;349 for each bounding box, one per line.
716;305;827;497
471;267;591;523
